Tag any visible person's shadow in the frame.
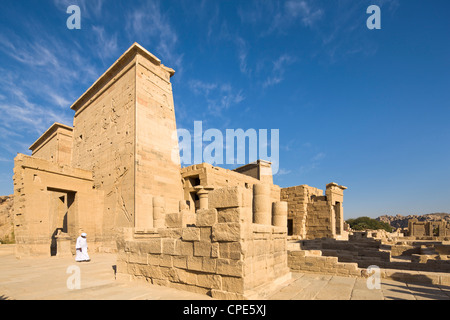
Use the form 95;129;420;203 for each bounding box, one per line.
112;265;117;280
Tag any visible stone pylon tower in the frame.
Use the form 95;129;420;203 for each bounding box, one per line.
13;43;185;255
70;43;185;243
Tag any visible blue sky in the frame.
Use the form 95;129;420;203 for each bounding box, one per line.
0;0;449;219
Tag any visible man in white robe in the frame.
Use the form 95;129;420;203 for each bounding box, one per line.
75;233;90;262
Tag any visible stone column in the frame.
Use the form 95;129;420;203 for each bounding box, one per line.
272;201;288;227
253;184;271;225
153;196;166;228
194;186;214;210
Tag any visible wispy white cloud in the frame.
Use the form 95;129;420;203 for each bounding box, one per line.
189;80;245;117
125;0;184;77
92;26;119;61
235;36;250;75
239;0;323;35
53;0;105;19
311;152;326;162
47;91;72;109
312;0;401;63
285;0;324;27
262;54;296;88
0;85;73;135
189;80;218;96
0;33;59;68
299;151;326;175
271;0;323;32
238;0;395;64
0;25;98;157
277;168;292;176
0;157;12;162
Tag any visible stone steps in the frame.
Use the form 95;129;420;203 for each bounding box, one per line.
288;248;450;286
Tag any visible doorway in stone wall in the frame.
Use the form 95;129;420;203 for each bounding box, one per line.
432;225;440;237
48;188;76;256
334;202;342;235
287;219;294;236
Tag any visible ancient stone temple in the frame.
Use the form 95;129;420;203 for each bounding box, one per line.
281;183;347;239
408;219;450;238
11;43;346;298
13;43;183;257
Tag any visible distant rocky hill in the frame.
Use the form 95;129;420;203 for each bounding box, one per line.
377;213;450;229
0;195;14;243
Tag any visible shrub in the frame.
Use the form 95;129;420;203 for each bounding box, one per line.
346;216;393;232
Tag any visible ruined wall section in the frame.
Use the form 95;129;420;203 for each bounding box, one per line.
116;186;291;299
281;185;323;238
12;154;102;258
71;57;137;246
134;55;184;223
181;163;280;212
0;195;14;244
306;199;335;239
408;219;450;238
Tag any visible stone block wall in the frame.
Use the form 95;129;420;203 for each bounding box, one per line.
288;249;361;277
0;195;14;244
281;185;322;238
290;236;450;274
12;154;103;258
116;186;291;299
297;237;391;269
71;53;137;246
181;163;280;213
288;248;450;285
408;219;450;238
306;201;334;239
281;183;346;240
29;123;73;166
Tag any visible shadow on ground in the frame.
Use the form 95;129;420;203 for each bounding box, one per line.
384;273;450;300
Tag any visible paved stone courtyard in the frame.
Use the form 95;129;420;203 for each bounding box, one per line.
0;245;449;300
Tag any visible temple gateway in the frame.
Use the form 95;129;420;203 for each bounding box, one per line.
12;43;346;298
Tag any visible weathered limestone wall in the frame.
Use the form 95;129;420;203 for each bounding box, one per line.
326;183;346;235
29;124;73;167
71;57;136;248
12;154;103;258
306;200;335;239
281;185;322;238
287;248;450;285
281;183;346;239
293;236;450;274
0;195;14;244
69;45;184;246
134;54;184;224
408;219;450;238
181;163;280;212
288;249;361;277
116;186;291;299
32;135;58;161
233;160;274;184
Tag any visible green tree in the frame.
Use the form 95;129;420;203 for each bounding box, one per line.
346;216;393;232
